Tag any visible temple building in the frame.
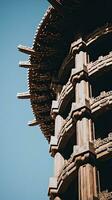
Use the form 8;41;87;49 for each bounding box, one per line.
17;0;112;199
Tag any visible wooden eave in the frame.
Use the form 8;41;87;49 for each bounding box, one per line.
20;0;112;142
28;7;74;142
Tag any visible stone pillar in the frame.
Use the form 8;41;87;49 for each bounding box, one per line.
76;118;93;145
53;114;64;178
78;164;98;200
54;197;61;200
55;114;65;137
75;51;87;70
89;119;95;142
76;110;98;200
74;47;89;104
76;80;89;103
54;152;64;177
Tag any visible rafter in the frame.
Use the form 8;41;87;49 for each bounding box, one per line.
19;61;38;69
17;92;30;99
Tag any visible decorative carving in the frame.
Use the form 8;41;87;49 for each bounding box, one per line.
99;190;112;200
88;52;112;76
70;38;86;54
86;24;112;46
91;91;112;115
91;91;112;104
107;146;112;152
57;142;95;191
94;133;112;159
70;99;91;120
70;65;88;84
94;133;112;148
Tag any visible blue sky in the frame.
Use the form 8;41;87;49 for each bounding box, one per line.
0;1;53;200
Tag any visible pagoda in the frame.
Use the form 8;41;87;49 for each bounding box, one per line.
17;0;112;199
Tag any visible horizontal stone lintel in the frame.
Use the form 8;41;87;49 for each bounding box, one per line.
73;142;95;157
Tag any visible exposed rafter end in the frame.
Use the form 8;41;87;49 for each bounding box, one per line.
19;61;31;68
18;45;36;56
28;119;39;126
17;92;30;99
19;61;38;69
48;0;63;10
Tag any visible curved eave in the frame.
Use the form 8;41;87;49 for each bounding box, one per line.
27;0;112;142
28;2;82;141
28;7;67;142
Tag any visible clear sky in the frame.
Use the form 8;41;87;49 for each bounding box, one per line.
0;1;53;200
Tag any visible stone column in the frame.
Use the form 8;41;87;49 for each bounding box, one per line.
53;114;64;178
74;44;98;199
76;117;98;200
54;197;61;200
76;118;93;146
55;114;65;138
54;152;64;177
75;51;87;70
74;46;89;103
78;164;98;200
76;80;89;103
76;105;98;199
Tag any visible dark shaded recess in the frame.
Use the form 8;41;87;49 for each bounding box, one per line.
56;0;112;83
61;91;75;119
61;98;72;119
98;158;112;192
44;119;54;126
37;110;50;115
29;79;51;84
29;90;52;96
61;132;76;160
91;70;112;98
46;0;112;74
48;0;81;17
94;110;112;139
32;99;52;106
80;0;112;36
52;0;112;37
88;33;112;62
61;175;78;200
58;54;75;85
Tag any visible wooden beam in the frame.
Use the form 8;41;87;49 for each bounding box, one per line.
18;45;38;56
28;119;39;126
19;61;38;69
48;0;63;14
17;92;30;99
